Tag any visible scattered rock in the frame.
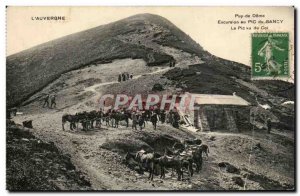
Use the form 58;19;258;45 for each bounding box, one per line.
209;136;216;141
72;140;79;145
254;143;262;150
232;176;244;187
22;120;33;128
21;138;30;142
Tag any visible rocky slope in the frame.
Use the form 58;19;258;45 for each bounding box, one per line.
6;121;92;191
7;13;203;108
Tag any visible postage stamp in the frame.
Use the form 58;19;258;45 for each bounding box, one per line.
251;33;289;79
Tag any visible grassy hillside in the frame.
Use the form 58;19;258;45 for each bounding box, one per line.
8;14;201;107
164;55;295;131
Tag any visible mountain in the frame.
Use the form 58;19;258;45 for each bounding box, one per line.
7;14;204;107
7;13;294;110
7;13;295;190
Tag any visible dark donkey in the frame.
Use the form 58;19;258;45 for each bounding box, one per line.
110;111;131;128
62;114;78;131
191;146;204;173
135;150;160;181
157;149;193;181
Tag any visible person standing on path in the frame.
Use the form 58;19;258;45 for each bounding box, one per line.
50;94;56;108
138;114;145;131
118;74;122;82
151;113;158;130
131;112;138;130
43;94;50;108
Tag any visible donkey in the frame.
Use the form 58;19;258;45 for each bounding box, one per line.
135;149;160;181
62;114;78;131
191;146;204;173
199;144;210;158
110;111;131;128
158;148;193;180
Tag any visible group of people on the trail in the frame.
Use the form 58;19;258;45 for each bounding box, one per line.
130;110;160;131
118;72;133;82
169;60;176;67
43;94;56;108
62;107;181;132
123;138;209;181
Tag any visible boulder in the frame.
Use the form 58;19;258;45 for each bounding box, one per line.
152;83;164;91
218;162;240;174
182;69;196;77
22;120;33;128
232;176;244;187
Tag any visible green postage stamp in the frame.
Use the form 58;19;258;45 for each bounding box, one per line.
251;33;289;79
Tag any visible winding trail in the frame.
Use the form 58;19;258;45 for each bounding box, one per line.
83;66;172;96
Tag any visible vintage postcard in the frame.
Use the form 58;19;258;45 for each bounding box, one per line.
6;6;295;191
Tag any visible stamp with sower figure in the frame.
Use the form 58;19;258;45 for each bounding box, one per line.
251;33;289;79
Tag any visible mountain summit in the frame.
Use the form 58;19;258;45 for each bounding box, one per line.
7;13;204;107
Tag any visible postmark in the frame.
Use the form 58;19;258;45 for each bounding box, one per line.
251;32;289;79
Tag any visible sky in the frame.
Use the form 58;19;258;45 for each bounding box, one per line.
6;6;294;68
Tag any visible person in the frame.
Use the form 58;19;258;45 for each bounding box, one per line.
122;73;126;81
43;94;50;108
173;112;180;128
118;74;122;82
168;111;174;125
160;110;166;124
131;112;138;130
151;113;158;130
166;111;170;123
169;60;175;67
258;35;285;74
138;114;145;131
95;110;103;128
130;74;133;79
50;94;56;108
266;118;272;134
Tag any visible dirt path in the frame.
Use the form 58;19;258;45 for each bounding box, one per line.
13;103;294;191
83;66;172;96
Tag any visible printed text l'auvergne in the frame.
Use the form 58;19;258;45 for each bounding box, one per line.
31;16;66;21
